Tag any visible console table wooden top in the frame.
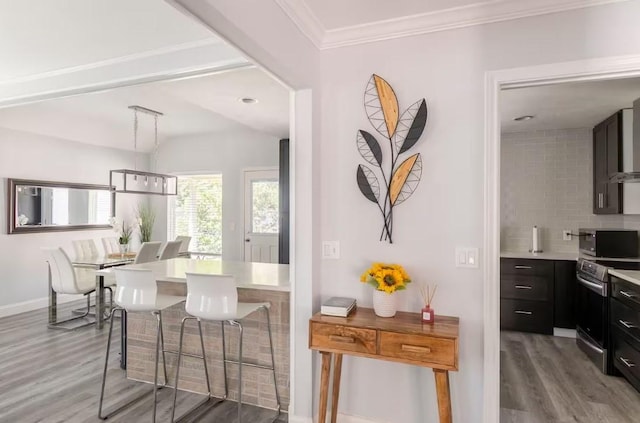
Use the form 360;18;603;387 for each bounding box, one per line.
309;308;459;423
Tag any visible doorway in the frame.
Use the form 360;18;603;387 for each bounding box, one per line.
485;57;640;423
243;168;280;263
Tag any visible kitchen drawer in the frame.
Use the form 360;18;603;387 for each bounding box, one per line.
611;277;640;309
500;258;554;278
612;298;640;344
501;274;551;301
378;331;456;368
612;327;640;392
309;322;377;355
500;298;553;334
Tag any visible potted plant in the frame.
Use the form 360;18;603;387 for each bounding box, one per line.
108;217;133;254
361;263;411;317
136;203;156;243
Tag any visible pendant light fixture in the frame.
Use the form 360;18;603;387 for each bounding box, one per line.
109;105;177;196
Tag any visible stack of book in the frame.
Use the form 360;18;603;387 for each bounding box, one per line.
321;297;357;317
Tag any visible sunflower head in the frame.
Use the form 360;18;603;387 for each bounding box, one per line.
361;263;411;294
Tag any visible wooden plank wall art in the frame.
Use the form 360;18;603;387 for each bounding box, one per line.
357;74;427;243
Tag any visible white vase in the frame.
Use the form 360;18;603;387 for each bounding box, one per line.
372;289;397;317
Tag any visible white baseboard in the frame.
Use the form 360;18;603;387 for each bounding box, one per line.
289;414;379;423
553;328;577;338
0;294;81;318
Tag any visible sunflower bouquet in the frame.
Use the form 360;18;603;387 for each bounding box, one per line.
360;263;411;294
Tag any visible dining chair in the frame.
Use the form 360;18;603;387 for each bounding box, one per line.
175;236;191;254
158;240;182;260
102;237;120;255
170;273;280;423
72;239;99;258
43;247;112;330
98;268;186;422
134;242;162;265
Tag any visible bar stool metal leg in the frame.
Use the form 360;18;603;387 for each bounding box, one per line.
221;321;229;399
264;306;282;414
99;308;166;421
171;316;215;423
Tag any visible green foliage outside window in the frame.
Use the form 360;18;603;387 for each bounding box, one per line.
172;175;222;254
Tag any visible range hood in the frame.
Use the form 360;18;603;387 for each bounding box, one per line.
610;98;640;183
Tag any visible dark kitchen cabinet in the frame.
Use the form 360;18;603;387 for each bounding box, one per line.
278;138;290;264
610;276;640;392
500;258;576;334
554;260;577;329
593;112;622;214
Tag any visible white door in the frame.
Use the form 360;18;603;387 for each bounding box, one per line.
244;169;279;263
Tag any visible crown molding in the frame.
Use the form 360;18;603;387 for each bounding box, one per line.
275;0;630;50
273;0;325;49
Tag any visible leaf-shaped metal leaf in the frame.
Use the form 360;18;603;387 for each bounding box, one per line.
364;74;399;139
393;99;427;155
356;164;380;203
389;153;422;206
356;130;383;167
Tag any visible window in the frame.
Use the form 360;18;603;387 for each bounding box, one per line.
168;174;222;254
250;179;279;234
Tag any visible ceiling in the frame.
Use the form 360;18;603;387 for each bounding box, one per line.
0;0;216;82
0;67;290;150
500;77;640;133
276;0;631;49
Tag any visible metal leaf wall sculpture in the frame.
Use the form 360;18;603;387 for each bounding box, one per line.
357;74;427;243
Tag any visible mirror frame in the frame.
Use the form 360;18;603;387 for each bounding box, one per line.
7;178;114;234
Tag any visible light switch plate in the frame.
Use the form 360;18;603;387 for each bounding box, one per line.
322;241;340;259
456;247;479;268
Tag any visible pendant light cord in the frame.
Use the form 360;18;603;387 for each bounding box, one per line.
133;109;139;172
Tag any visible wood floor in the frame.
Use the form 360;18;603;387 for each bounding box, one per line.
0;300;287;423
501;331;640;423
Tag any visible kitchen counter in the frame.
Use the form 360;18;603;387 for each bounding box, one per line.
609;269;640;287
500;251;579;261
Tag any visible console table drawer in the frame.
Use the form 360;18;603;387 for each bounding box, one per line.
379;331;456;368
310;322;377;354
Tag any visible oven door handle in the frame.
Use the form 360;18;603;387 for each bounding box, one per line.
576;274;607;297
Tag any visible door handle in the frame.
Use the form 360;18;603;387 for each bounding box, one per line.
598;193;604;208
619;320;637;330
620;357;635;368
620;290;638;299
515;285;533;290
514;265;532;270
515;310;532;315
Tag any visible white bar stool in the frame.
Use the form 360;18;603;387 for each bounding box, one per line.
170;273;281;423
98;268;186;422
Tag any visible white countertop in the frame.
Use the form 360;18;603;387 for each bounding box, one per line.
500;251;579;261
609;269;640;287
97;258;290;292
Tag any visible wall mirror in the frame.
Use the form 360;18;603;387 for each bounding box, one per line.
7;178;113;234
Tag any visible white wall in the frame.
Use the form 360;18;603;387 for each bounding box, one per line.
178;1;640;422
153;126;280;260
0;127;144;307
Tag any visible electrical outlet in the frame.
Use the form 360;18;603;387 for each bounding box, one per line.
562;230;572;241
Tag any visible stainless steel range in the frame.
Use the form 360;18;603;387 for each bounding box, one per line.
576;258;611;374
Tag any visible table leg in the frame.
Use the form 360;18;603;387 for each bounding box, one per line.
95;274;104;330
434;369;452;423
48;264;57;324
319;352;332;423
330;353;343;423
120;309;127;370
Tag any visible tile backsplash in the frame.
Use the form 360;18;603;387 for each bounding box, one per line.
501;128;640;253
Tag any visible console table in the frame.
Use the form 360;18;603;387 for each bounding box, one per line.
309;308;459;423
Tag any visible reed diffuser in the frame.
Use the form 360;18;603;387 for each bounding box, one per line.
419;283;438;324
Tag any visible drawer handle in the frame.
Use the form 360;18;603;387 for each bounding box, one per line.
515;285;532;290
515;310;532;315
620;357;635;368
401;344;432;354
329;335;355;344
621;291;638;299
620;320;638;329
514;265;532;270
